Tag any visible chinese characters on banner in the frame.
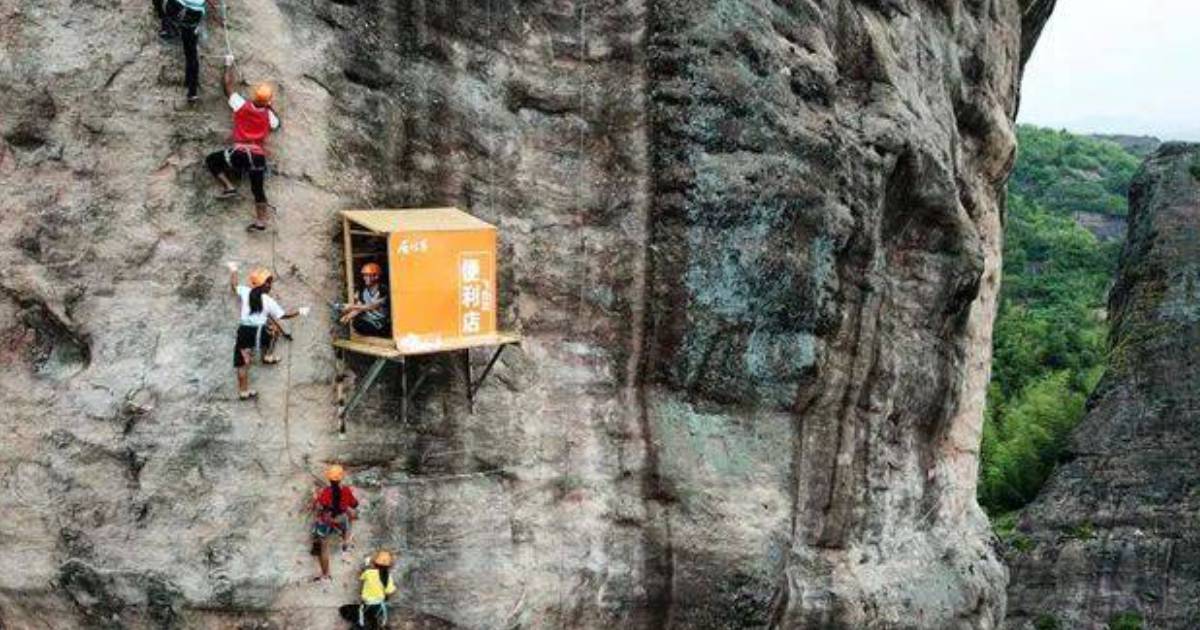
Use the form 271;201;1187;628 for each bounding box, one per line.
397;238;429;256
459;252;493;335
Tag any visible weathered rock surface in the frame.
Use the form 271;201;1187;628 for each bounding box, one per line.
0;0;1049;627
1004;144;1200;629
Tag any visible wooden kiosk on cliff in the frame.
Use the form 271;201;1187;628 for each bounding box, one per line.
333;208;520;430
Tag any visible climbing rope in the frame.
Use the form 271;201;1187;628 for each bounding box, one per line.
215;0;310;484
553;4;587;627
267;225;324;487
218;0;233;60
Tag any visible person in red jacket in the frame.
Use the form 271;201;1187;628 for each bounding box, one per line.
311;464;359;582
205;55;281;232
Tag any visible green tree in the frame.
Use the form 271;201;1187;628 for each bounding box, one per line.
980;369;1101;512
981;126;1138;515
1009;126;1141;217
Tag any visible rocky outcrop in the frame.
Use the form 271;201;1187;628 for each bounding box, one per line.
1004;144;1200;629
0;0;1049;627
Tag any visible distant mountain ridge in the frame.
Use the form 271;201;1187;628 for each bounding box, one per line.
1011;125;1142;219
1089;133;1162;158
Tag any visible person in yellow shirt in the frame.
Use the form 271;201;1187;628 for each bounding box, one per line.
356;550;396;629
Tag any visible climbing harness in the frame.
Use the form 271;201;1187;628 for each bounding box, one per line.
357;602;388;628
222;145;267;171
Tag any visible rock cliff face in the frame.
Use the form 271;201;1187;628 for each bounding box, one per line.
0;0;1049;627
1004;144;1200;630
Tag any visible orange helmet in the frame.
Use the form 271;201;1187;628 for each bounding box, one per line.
252;83;274;106
248;268;272;288
325;465;345;482
373;550;393;567
361;262;381;277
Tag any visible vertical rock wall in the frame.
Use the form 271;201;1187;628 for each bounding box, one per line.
0;0;1050;627
1004;144;1200;630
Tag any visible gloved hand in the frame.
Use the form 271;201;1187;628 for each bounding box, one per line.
224;54;235;67
225;261;239;272
298;306;311;317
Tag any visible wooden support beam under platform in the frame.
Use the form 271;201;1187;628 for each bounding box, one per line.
334;333;521;432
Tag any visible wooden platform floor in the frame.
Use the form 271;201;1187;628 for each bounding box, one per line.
334;332;521;358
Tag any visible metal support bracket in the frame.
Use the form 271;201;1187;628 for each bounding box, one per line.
454;350;469;413
401;359;434;423
466;345;509;412
339;357;388;433
337;339;519;431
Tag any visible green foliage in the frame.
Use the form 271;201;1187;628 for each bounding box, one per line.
980;370;1095;511
1034;614;1062;630
1190;156;1200;181
990;511;1034;553
990;194;1119;401
1108;611;1144;630
981;194;1113;515
991;512;1018;537
1068;520;1096;541
1011;125;1141;217
982;126;1139;516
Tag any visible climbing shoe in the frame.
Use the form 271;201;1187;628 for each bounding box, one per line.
216;188;239;200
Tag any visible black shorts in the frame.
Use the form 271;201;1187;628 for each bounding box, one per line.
233;325;264;367
206;149;269;204
352;318;389;337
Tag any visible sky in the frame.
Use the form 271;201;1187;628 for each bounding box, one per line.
1018;0;1200;141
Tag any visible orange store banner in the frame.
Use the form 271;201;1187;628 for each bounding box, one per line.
388;228;498;342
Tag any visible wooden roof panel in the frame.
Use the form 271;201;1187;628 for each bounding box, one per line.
341;208;495;233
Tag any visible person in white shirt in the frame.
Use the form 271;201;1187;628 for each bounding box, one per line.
226;263;304;400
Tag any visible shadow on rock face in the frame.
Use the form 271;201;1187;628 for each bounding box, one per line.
58;560;182;630
2;293;91;381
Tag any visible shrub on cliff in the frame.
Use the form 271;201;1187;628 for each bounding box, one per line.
980;369;1098;511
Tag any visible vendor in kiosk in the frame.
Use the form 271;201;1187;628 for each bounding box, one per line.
336;262;389;337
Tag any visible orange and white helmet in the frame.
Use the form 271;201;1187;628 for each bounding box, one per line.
252;83;274;106
325;464;345;482
248;268;272;288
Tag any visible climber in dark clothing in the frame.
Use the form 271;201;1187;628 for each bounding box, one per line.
153;0;174;39
156;0;221;103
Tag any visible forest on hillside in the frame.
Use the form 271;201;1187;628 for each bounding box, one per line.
980;126;1143;516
